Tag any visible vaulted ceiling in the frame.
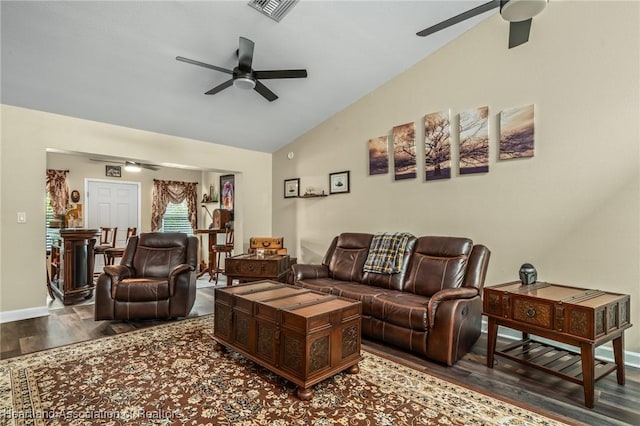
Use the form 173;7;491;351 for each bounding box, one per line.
1;1;494;153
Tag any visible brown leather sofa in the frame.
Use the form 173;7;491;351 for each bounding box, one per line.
95;232;198;321
292;233;490;366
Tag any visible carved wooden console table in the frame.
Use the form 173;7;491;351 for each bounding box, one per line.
483;281;631;408
213;280;362;400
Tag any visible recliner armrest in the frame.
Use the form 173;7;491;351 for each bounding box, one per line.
292;264;329;281
169;263;195;295
103;264;133;284
102;265;134;298
170;263;194;277
426;287;479;328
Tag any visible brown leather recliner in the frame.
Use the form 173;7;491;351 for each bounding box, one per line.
95;232;198;321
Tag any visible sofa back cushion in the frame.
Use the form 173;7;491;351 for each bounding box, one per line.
362;235;416;291
132;233;189;278
404;236;473;297
328;233;373;282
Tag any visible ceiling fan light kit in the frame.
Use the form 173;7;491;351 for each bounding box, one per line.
233;76;256;90
500;0;547;22
124;161;142;172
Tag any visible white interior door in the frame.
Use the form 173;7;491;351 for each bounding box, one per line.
86;179;140;269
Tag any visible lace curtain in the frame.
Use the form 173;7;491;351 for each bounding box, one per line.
46;169;70;215
151;179;198;232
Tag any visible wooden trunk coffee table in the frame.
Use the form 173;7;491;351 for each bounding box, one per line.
213;280;362;400
484;281;631;408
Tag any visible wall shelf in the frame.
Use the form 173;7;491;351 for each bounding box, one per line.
298;194;328;199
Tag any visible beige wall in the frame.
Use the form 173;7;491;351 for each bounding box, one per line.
272;1;640;351
0;105;272;316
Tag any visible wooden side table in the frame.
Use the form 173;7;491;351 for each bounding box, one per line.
483;281;631;408
224;253;290;286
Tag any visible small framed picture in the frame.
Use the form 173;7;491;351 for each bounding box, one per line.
105;165;121;177
329;171;350;194
220;174;235;212
284;178;300;198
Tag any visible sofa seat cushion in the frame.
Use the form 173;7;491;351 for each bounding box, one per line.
369;291;430;331
330;282;394;316
115;277;169;302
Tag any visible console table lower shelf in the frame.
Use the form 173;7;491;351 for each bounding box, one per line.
488;331;624;406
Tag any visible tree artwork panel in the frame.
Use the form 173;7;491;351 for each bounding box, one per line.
459;106;489;175
424;111;451;181
393;122;416;180
368;136;389;175
500;104;534;160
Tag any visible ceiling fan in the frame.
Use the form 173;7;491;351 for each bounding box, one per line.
90;159;159;172
176;36;307;102
417;0;548;49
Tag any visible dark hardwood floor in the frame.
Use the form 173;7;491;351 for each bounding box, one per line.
2;286;638;425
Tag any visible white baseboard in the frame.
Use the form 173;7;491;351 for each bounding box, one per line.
481;318;640;369
0;306;49;323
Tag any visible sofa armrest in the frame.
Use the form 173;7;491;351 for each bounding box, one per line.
292;264;329;281
427;287;479;328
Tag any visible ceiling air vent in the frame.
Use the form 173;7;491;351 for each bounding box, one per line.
248;0;299;22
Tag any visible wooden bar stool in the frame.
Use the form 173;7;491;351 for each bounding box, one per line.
210;227;234;284
105;227;137;265
94;227;117;266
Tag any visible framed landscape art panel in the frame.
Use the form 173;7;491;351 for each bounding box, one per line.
368;136;389;175
392;122;416;180
424;111;451;181
499;104;535;160
458;106;489;175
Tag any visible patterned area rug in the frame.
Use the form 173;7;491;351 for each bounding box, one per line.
0;316;570;425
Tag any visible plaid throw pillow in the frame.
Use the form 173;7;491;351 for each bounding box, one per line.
363;232;412;274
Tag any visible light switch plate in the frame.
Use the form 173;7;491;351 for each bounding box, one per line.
17;212;27;223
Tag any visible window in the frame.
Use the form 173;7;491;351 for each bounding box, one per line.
45;193;58;253
161;200;193;235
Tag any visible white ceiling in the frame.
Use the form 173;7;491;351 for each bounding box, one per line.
1;1;495;153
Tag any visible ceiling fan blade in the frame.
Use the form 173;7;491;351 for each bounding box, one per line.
138;163;159;171
508;18;532;48
254;69;308;79
254;81;278;102
176;56;233;75
416;0;499;37
205;79;234;95
238;37;255;71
